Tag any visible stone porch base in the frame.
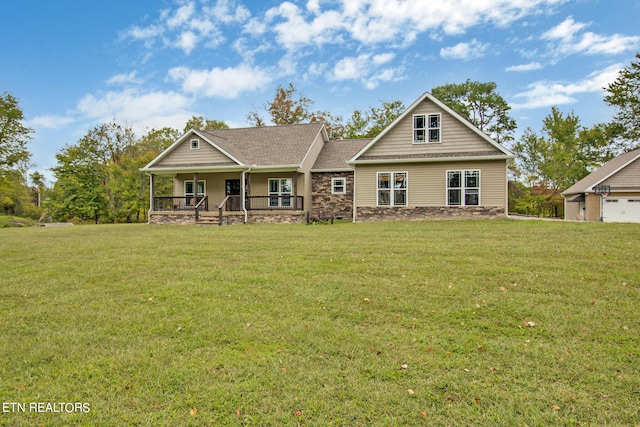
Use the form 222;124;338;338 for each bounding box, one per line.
148;211;307;225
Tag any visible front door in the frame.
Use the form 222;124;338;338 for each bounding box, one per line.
226;179;241;211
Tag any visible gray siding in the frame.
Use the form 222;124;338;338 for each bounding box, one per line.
355;160;507;207
603;158;640;189
363;98;498;158
157;137;235;167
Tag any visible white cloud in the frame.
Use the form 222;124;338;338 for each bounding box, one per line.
126;0;248;54
176;31;199;54
166;2;195;28
77;89;192;124
541;16;640;57
440;39;489;60
511;64;622;109
168;64;273;98
208;0;251;24
27;115;75;129
251;0;566;49
329;53;402;89
506;62;543;72
106;71;143;85
541;16;587;42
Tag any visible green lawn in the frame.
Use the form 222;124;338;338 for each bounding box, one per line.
0;220;638;426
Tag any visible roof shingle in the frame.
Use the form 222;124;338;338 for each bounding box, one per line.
201;123;324;166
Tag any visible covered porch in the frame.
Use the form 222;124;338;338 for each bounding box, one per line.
147;169;307;225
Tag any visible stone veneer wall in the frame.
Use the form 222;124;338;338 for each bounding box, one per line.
355;206;506;222
149;212;197;225
311;172;354;221
246;212;307;224
149;211;307;225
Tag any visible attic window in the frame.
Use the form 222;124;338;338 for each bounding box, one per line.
190;139;199;150
413;114;441;143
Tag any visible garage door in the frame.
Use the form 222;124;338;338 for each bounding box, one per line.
603;198;640;223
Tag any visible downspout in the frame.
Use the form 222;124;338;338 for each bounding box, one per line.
352;167;357;223
242;165;254;224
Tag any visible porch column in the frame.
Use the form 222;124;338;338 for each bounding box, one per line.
292;171;298;210
193;172;198;206
149;174;155;212
246;172;251;210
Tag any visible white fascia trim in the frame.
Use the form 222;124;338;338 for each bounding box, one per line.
348;154;514;166
141;165;248;175
310;167;354;173
142;128;244;170
300;125;329;168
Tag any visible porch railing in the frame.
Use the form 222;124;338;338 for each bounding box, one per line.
153;196;208;211
153;195;303;212
246;195;304;211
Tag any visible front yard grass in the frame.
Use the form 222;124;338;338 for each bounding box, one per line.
0;220;638;426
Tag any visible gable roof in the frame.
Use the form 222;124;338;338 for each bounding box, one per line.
312;138;372;171
562;148;640;195
350;92;514;163
142;123;327;173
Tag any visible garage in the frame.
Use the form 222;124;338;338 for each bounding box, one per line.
603;198;640;223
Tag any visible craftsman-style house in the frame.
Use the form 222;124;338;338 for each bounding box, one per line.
141;92;514;225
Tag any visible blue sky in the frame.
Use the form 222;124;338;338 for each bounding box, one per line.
2;0;639;183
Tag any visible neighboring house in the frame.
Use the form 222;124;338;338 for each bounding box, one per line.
141;92;514;225
561;148;640;223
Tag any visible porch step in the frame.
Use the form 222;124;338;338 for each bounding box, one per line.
195;217;219;226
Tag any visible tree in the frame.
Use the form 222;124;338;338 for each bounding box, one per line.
48;138;109;223
0;92;33;216
310;110;345;140
604;53;640;149
431;80;517;144
48;121;138;223
183;116;229;133
512;107;614;190
267;83;314;125
29;171;46;208
0;92;32;171
344;100;405;139
247;83;345;139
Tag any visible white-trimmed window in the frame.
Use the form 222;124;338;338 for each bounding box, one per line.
377;172;407;206
185;180;205;197
269;178;292;207
332;178;346;194
447;170;480;206
190;139;199;149
413;114;441;143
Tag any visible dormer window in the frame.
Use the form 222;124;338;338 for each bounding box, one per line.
190;139;199;149
413;114;441;143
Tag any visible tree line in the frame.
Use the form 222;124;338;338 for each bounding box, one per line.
1;53;639;222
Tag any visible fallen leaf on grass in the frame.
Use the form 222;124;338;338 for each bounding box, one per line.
147;296;154;301
407;389;415;395
420;409;428;419
551;405;561;411
189;408;197;416
499;286;508;292
523;321;535;327
474;397;481;405
294;410;302;416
